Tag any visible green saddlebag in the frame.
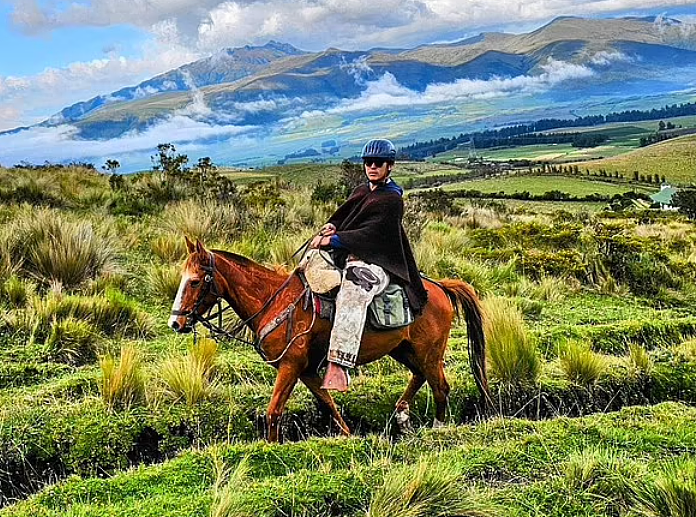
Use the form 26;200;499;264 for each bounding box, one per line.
368;283;414;330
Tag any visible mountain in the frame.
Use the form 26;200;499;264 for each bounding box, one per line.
7;14;696;170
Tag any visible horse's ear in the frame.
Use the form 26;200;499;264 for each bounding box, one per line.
195;239;206;254
185;236;195;253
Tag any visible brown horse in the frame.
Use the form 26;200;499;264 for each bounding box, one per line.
169;237;489;442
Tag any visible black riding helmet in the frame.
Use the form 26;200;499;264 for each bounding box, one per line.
361;139;396;161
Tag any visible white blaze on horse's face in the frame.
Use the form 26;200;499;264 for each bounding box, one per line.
168;269;193;331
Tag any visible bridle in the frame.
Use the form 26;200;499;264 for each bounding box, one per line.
171;251;315;364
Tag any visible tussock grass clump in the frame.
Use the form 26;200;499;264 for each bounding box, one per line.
366;459;496;517
147;263;181;302
210;455;252;517
628;343;654;376
45;316;98;365
268;234;308;268
100;343;146;410
674;339;696;363
0;274;34;307
7;289;155;342
10;209;117;288
629;459;696;517
483;296;540;387
162;200;245;243
150;234;188;262
159;339;219;405
559;340;607;386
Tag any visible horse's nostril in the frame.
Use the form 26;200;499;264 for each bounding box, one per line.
170;320;181;332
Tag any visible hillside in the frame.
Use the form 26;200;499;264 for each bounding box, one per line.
571;133;696;184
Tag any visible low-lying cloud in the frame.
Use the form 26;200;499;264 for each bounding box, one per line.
327;58;597;114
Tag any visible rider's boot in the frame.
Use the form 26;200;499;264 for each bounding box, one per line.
321;361;350;391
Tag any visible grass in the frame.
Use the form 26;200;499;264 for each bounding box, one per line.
432;175;656;197
559;340;608;386
483;296;541;387
3;163;696;516
569;134;696;185
100;343;145;410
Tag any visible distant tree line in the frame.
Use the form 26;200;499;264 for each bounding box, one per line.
401;101;696;159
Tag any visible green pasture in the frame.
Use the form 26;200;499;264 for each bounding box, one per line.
422;174;656;197
570;134;696;185
2;163;696;516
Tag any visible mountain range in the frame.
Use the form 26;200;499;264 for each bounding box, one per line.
5;15;696;169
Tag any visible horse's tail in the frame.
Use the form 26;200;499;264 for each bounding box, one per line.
436;279;491;407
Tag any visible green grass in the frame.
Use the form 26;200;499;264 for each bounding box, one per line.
428;175;656;197
570;134;696;185
3;402;696;517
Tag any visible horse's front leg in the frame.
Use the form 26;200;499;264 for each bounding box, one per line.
267;363;301;443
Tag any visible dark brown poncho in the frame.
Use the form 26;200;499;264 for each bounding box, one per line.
327;182;428;315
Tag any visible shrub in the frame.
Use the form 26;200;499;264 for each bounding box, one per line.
100;343;146;410
559;340;607;386
45;316;98;365
366;459;496;517
483;296;540;387
147;263;182;303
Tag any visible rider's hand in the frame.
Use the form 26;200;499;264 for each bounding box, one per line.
319;223;336;236
310;234;331;249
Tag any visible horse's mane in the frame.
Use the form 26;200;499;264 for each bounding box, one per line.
211;249;291;279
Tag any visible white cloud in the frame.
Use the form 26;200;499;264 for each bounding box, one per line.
0;116;255;167
326;58;596;114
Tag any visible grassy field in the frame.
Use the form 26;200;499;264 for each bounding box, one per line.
420;175;656;197
1;162;696;516
568;134;696;185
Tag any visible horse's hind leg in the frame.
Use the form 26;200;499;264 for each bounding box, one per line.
422;359;451;427
390;344;426;432
300;374;351;436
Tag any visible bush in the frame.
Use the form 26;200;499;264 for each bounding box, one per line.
483;296;540;387
100;344;146;411
559;340;607;386
0;275;34;307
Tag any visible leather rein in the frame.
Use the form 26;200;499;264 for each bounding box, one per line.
171;251;315;364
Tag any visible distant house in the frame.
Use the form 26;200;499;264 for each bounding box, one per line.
650;184;679;211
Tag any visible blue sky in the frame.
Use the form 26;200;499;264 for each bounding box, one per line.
2;0;696;132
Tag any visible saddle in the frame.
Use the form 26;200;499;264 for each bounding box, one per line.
312;281;414;330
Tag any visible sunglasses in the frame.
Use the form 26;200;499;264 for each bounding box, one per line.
363;158;388;168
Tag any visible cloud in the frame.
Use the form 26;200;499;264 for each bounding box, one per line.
11;0;696;50
325;58;596;115
0;114;255;167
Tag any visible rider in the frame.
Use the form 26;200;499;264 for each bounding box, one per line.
309;138;428;391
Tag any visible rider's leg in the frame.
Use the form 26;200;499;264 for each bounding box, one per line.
322;259;389;391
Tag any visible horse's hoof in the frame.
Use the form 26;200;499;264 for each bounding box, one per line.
395;409;413;433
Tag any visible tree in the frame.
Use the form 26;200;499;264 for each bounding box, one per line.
672;189;696;219
102;159;120;174
151;143;188;178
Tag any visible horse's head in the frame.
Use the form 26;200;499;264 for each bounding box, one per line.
168;237;219;333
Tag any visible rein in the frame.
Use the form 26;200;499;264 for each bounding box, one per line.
174;251;314;364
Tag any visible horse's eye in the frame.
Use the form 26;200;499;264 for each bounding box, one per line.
190;279;201;288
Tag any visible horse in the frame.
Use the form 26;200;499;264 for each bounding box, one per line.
169;237;489;442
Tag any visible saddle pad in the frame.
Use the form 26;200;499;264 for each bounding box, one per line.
314;283;414;330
